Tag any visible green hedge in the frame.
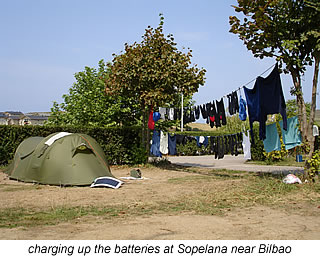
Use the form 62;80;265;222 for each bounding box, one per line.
0;125;145;166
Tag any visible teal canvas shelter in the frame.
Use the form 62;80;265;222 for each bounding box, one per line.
7;132;114;186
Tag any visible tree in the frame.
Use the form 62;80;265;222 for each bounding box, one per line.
48;60;140;127
286;99;311;118
229;0;320;157
106;15;206;150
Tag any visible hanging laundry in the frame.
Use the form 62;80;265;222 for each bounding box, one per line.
239;95;247;121
279;116;302;150
207;101;216;117
174;108;182;121
263;123;281;153
217;136;225;159
227;91;239;115
148;108;155;130
233;91;240;114
244;64;287;142
153;111;161;122
236;132;244;155
196;136;209;148
200;104;208;120
168;108;174;120
190;107;195;122
242;131;251;160
195;106;200;120
224;135;230;154
208;101;217;128
176;134;186;145
173;108;178;120
228;134;241;156
183;108;191;124
160;131;169;155
315;136;319;150
210;136;217;157
168;134;177;155
205;102;212;124
159;107;167;120
216;98;227;126
209;136;225;159
209;116;215;128
150;130;161;157
313;125;319;136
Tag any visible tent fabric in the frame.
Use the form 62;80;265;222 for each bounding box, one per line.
44;132;72;146
7;132;114;186
16;136;44;159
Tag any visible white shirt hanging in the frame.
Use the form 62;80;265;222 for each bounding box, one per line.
168;108;174;120
242;131;251;160
160;131;169;155
313;125;319;136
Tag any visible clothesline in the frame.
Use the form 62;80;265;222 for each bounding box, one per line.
220;62;277;99
156;62;280;130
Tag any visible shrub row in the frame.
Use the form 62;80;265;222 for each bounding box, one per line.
0;124;265;166
0;125;144;166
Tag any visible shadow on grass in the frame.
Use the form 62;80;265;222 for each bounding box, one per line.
149;157;249;180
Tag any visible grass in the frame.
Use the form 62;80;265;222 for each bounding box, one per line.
0;184;43;192
0;165;7;171
1;168;319;229
246;156;305;167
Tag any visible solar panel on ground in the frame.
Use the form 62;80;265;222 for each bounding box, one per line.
90;177;123;189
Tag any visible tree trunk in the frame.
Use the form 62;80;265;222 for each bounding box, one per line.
141;102;147;152
141;103;152;163
291;70;308;145
308;54;320;157
146;105;152;156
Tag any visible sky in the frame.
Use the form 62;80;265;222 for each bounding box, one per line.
0;0;318;113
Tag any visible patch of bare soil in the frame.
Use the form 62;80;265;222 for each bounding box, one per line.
0;166;319;240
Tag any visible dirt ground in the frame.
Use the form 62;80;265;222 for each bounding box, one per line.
0;165;320;240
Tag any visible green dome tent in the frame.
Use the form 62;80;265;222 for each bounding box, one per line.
7;132;114;186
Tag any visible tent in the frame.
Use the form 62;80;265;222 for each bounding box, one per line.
7;132;114;186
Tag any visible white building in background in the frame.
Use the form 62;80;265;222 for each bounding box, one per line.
0;112;8;125
0;111;50;126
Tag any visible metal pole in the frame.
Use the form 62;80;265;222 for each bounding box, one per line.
181;93;183;132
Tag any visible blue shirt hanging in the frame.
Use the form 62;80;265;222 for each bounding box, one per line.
150;130;162;157
263;123;281;153
244;63;287;142
239;96;247;121
280;116;302;150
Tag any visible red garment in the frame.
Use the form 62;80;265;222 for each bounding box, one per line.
148;108;155;130
210;116;215;122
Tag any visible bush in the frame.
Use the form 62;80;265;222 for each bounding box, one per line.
0;125;143;166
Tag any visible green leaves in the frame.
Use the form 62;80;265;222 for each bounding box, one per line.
48;60;141;127
106;15;206;109
229;0;320;73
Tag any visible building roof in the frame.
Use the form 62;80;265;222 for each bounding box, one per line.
25;115;49;120
0;112;8;118
25;112;51;117
8;115;21;120
5;111;24;116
